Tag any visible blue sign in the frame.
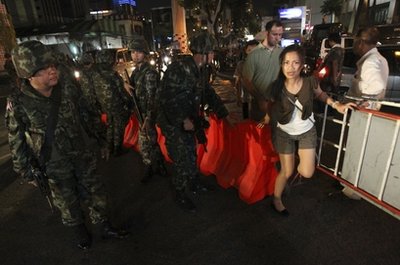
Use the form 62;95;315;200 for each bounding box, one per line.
279;8;303;19
115;0;136;6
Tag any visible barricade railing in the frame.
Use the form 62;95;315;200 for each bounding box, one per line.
316;96;400;220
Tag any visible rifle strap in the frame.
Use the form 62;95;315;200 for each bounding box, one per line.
39;85;62;166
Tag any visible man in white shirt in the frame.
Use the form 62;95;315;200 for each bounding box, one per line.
343;26;389;199
348;26;389;110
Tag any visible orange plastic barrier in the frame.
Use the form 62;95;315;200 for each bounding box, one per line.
123;114;279;204
123;114;140;151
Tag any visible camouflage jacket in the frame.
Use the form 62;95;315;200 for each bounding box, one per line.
157;56;228;127
6;77;106;176
92;65;132;116
129;62;159;123
78;65;102;116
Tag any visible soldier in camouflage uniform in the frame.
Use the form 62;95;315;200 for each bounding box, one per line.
128;37;167;183
52;50;78;84
93;49;132;156
157;32;230;212
77;52;102;117
6;41;128;250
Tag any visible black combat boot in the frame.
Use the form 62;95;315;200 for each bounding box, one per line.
72;223;92;250
100;221;130;239
140;165;153;184
175;190;196;212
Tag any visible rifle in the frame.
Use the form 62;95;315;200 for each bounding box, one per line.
30;164;54;212
125;69;144;125
193;115;210;145
193;61;212;151
32;84;60;213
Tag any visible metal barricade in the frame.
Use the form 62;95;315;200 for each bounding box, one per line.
316;97;400;220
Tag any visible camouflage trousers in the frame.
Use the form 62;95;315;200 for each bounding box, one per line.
160;124;198;190
106;113;129;152
138;124;163;166
45;150;108;227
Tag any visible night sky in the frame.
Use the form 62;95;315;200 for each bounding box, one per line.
136;0;171;12
137;0;267;13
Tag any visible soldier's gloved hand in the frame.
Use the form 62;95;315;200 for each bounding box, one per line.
100;147;110;161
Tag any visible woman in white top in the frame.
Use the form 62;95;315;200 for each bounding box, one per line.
259;45;356;216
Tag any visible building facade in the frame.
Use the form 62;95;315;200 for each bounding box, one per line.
300;0;399;33
3;0;145;59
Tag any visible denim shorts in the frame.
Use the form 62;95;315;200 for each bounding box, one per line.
273;126;317;154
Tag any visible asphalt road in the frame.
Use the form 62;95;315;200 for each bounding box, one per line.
0;77;399;265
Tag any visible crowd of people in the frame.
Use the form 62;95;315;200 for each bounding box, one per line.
3;20;388;250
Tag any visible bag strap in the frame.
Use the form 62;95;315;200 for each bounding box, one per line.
282;89;315;125
39;85;62;165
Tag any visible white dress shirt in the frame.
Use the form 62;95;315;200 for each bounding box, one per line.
348;47;389;110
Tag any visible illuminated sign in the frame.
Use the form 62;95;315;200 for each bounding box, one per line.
90;10;113;15
114;0;136;6
279;8;303;19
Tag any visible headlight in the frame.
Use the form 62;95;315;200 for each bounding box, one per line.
74;70;80;80
150;59;156;65
163;56;171;64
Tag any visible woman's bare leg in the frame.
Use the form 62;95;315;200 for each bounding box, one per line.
297;148;316;178
273;153;295;212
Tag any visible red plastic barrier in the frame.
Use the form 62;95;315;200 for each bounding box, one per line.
199;115;279;203
123;113;279;204
123;114;140;151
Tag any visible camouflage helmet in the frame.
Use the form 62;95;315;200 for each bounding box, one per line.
80;52;94;65
128;37;150;54
11;40;56;78
52;50;67;64
189;32;217;55
95;49;115;66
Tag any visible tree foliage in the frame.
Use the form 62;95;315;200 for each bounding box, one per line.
320;0;343;17
178;0;260;40
227;0;260;35
178;0;223;35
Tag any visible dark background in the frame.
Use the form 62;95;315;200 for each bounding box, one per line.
137;0;267;13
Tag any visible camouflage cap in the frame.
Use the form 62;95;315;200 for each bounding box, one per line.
189;32;217;55
95;49;115;66
128;37;150;54
11;40;56;78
